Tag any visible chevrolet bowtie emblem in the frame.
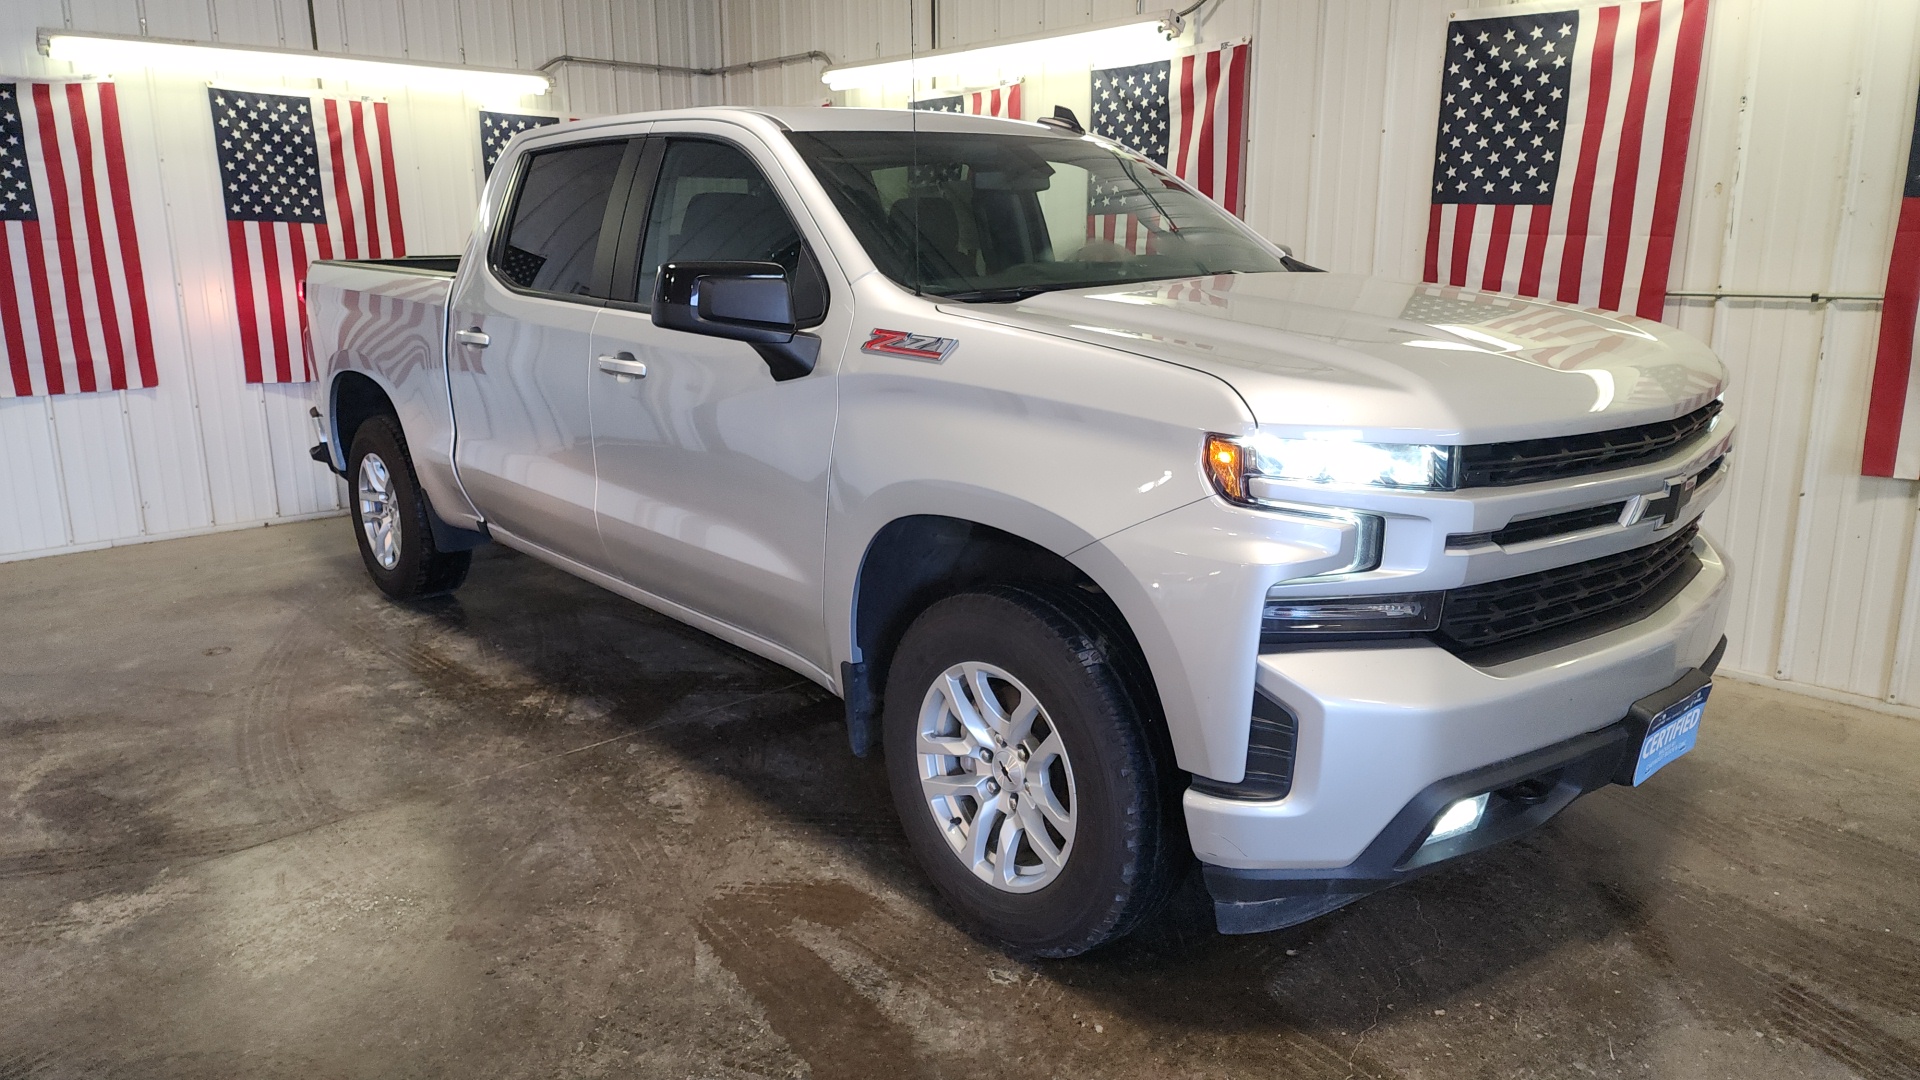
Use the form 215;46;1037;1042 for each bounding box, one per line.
1624;473;1700;530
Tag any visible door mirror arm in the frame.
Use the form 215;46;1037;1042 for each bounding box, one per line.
652;261;818;381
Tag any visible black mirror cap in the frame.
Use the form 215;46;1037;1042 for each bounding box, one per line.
651;261;819;382
653;261;796;341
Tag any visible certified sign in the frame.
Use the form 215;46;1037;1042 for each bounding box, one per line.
1632;683;1710;785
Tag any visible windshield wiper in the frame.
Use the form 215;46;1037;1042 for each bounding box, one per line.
934;285;1076;303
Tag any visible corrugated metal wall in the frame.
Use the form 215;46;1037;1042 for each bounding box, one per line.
0;0;713;564
5;0;1918;715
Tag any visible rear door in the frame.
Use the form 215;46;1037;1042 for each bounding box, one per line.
587;126;847;667
448;134;642;566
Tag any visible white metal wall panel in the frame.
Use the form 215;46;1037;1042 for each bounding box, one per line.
0;399;70;554
6;0;1920;716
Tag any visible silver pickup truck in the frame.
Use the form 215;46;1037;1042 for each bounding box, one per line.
305;106;1732;956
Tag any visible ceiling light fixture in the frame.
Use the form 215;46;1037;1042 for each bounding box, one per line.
40;29;552;102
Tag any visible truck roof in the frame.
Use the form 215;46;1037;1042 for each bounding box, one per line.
550;105;1081;139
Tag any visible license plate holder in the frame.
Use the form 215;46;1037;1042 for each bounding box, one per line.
1616;668;1712;787
1629;682;1709;786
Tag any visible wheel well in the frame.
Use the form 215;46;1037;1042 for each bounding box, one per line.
331;371;395;458
845;515;1161;751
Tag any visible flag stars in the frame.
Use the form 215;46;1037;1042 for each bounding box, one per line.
1429;14;1573;208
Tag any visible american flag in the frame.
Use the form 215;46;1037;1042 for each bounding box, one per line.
1863;82;1920;477
1088;41;1250;251
211;88;405;384
911;81;1024;120
0;80;157;397
480;110;560;177
1091;41;1249;213
1422;1;1709;320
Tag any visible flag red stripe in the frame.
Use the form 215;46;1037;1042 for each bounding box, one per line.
1639;0;1708;319
1174;53;1197;179
259;223;293;384
1519;202;1552;297
98;83;157;387
32;84;97;393
228;220;264;384
1598;1;1663;312
350;101;382;256
289;225;316;382
375;102;404;256
1223;44;1248;215
323;99;359;259
0;230;31;396
64;83;129;391
1863;196;1920;476
1450;203;1477;286
20;222;62;394
1195;47;1221;201
1008;83;1022;120
1424;204;1444;283
1482;204;1515;292
1557;4;1620;304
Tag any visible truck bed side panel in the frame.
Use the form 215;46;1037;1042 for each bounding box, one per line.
307;260;480;530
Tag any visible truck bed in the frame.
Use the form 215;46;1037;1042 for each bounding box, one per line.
306;256;479;531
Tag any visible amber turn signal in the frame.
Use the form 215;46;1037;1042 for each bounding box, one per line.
1204;434;1247;503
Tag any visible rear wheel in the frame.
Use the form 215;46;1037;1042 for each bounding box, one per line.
347;415;470;599
883;586;1179;956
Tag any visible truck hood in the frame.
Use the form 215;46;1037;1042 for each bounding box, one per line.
941;272;1725;442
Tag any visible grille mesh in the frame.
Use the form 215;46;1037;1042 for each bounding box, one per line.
1459;401;1722;487
1437;525;1702;653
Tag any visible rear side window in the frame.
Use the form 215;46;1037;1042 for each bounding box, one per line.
493;141;627;298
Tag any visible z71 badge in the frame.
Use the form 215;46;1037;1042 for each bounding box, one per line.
862;328;958;362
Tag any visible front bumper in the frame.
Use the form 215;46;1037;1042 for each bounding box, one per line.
1204;651;1719;933
1184;532;1730;932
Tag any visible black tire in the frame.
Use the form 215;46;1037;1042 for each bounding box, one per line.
346;414;471;600
882;585;1181;957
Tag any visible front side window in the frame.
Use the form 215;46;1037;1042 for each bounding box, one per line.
493;140;627;298
785;130;1288;300
636;138;825;324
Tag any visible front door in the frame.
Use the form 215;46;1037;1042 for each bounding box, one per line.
589;131;845;668
448;136;637;566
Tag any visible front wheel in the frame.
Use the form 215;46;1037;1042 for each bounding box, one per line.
883;586;1180;956
347;414;470;599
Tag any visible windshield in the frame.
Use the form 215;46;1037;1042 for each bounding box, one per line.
785;129;1289;300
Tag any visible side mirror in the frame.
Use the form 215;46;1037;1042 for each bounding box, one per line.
652;261;819;381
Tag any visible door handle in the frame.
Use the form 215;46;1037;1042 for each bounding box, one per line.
597;354;648;380
455;328;490;348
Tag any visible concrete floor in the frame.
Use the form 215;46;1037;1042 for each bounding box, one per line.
2;520;1917;1080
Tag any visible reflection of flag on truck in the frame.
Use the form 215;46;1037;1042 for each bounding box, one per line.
1421;2;1708;319
1863;84;1920;478
1089;40;1249;216
0;80;157;397
1085;170;1165;255
210;87;405;384
911;81;1023;119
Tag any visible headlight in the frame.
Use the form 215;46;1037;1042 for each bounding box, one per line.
1205;433;1455;498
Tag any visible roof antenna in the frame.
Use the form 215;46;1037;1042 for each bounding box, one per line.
1037;106;1083;135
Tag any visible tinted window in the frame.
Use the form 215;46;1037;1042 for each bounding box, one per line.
637;140;825;324
494;141;627;297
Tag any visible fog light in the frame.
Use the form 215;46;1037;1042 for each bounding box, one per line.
1261;592;1443;641
1423;793;1489;845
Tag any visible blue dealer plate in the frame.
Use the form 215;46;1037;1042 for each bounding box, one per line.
1632;683;1710;786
